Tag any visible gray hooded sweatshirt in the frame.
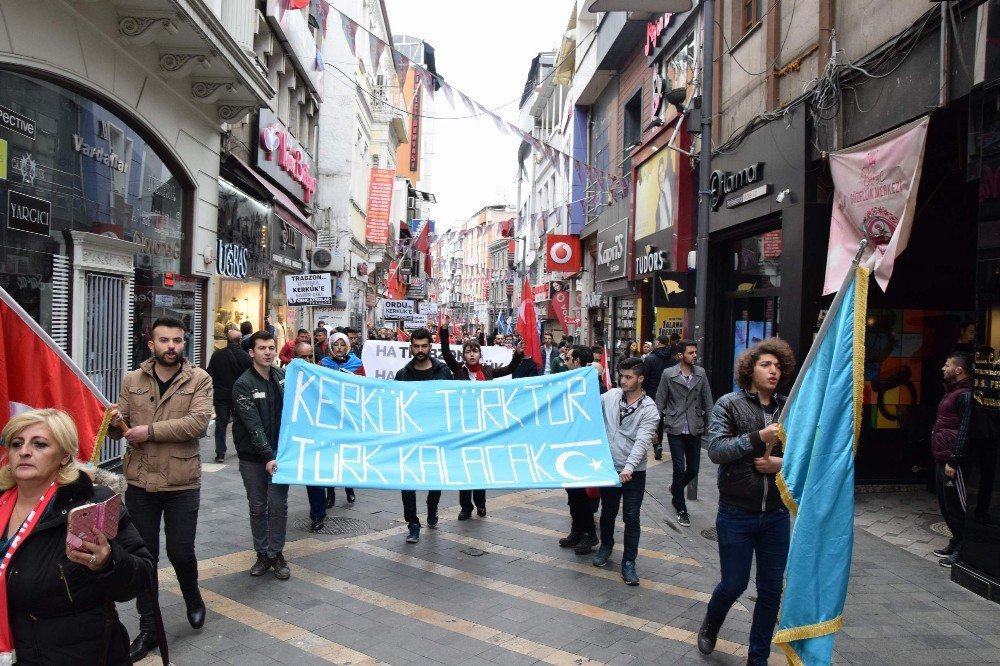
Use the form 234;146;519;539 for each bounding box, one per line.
600;388;660;473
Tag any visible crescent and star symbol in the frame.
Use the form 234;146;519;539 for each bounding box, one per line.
554;451;603;480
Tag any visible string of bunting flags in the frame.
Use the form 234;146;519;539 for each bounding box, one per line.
308;0;631;202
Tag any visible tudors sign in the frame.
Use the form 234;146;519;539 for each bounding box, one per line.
595;217;628;282
710;162;764;210
634;248;670;277
7;190;50;236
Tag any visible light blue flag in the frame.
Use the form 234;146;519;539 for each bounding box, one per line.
773;266;869;665
272;362;621;490
496;310;505;334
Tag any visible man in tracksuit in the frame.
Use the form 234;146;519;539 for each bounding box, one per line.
931;351;973;568
593;357;660;585
699;338;795;666
232;330;290;580
394;327;453;543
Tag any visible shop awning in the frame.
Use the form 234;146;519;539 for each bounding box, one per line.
231;155;317;242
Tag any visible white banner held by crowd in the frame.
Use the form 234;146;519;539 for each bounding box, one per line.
361;340;514;380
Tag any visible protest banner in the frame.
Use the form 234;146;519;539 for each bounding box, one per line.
361;339;513;379
272;363;620;490
286;273;333;306
381;299;415;320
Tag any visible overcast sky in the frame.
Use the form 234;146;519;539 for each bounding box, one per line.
384;0;574;229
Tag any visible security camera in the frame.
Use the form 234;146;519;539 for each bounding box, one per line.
775;188;791;203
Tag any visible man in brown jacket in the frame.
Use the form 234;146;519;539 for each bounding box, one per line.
109;317;213;662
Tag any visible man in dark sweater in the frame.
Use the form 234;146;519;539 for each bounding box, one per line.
206;327;251;463
394;327;453;543
232;330;290;580
931;352;973;568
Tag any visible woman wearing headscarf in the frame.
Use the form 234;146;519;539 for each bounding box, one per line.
0;408;154;665
439;316;525;519
318;332;364;509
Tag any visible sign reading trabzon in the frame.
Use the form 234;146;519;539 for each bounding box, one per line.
285;273;333;306
382;299;416;320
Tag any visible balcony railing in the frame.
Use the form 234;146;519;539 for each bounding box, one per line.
373;84;404;122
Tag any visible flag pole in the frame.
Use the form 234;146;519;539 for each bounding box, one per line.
778;239;867;425
0;285;111;407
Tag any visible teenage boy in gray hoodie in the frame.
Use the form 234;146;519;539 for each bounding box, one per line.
594;356;660;585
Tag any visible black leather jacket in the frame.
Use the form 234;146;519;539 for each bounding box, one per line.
707;389;786;512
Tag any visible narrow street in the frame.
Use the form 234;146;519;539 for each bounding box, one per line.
129;435;1000;665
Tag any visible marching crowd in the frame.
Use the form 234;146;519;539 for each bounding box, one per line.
1;313;974;666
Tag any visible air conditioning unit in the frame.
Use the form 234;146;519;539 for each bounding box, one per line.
311;249;346;272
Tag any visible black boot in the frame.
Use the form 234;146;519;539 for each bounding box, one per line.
697;612;719;655
326;488;336;509
129;631;159;662
559;531;583;548
183;587;206;629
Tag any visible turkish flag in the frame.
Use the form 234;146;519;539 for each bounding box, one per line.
516;278;542;366
0;287;109;463
545;234;582;273
288;0;310;9
386;261;406;300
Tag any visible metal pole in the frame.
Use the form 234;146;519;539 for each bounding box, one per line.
689;0;715;503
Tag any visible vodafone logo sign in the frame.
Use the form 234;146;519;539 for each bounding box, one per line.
549;241;573;265
545;234;582;273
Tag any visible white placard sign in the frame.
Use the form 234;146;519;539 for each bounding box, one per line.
285;273;333;306
361;340;514;380
419;302;439;316
382;299;416;320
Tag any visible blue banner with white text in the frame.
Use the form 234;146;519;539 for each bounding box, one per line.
272;361;620;490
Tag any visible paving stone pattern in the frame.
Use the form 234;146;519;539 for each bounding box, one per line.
124;433;1000;665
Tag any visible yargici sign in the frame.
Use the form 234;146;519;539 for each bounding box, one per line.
256;109;317;206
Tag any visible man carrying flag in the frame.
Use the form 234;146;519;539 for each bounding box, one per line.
772;258;871;664
699;337;796;665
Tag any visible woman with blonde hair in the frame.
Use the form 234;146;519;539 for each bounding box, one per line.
0;408;154;665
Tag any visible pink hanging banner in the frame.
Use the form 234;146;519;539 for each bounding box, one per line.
823;115;930;294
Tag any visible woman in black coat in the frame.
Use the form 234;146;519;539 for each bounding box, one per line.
0;408;154;665
439;318;525;519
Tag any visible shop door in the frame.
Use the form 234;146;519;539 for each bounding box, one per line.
85;273;128;463
724;294;780;392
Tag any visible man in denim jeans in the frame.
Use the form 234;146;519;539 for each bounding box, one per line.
592;357;660;585
699;338;796;666
655;339;714;526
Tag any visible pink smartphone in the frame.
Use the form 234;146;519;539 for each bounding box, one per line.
66;493;121;549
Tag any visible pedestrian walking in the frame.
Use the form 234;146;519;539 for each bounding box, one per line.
313;327;329;360
655;339;714;526
206;326;251;463
593;357;659;585
0;409;155;664
319;332;363;510
931;352;973;568
698;338;795;666
239;321;254;351
394;327;453;543
108;316;212;662
439;316;524;520
232;330;291;581
279;328;311;366
558;344;603;554
642;334;678;460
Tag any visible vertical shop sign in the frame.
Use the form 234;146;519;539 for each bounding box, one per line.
366;168;395;244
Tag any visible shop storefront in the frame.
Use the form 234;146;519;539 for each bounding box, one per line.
213;178;270;349
592;214;633;372
0;68;196;398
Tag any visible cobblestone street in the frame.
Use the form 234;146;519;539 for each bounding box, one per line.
126;436;1000;665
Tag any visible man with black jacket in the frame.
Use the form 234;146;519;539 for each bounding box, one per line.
395;327;454;543
698;338;795;666
643;334;678;459
206;327;251;463
931;352;973;568
231;330;290;580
